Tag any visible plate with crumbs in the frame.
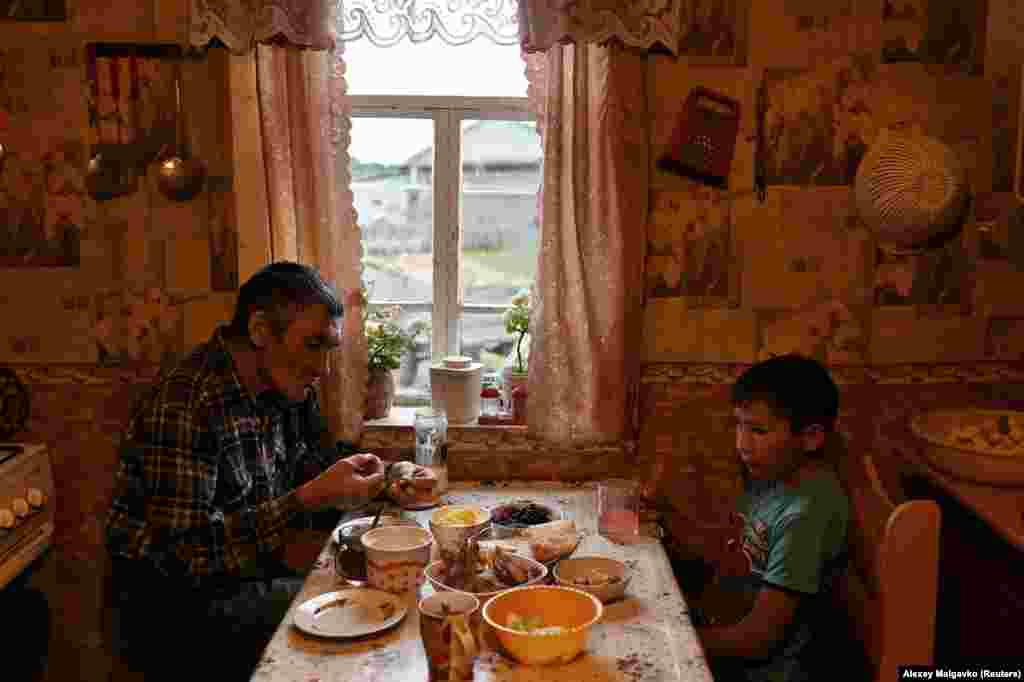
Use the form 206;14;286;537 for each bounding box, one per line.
293;589;407;638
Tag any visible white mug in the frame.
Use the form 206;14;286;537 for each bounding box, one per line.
361;525;434;594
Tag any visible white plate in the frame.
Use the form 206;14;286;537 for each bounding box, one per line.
293;589;407;638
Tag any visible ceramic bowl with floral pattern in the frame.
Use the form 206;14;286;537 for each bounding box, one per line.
362;525;434;594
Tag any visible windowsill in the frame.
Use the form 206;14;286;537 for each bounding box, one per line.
359;408;628;482
364;406;525;431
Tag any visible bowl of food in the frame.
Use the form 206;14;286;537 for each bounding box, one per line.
424;550;547;606
553;557;631;604
909;409;1024;486
490;500;561;538
482;585;603;665
429;504;491;558
522;520;582;566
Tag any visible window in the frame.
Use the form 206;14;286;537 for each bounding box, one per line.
345;39;540;405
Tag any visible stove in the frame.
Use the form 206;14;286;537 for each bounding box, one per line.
0;443;54;590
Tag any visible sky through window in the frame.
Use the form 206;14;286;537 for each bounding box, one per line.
344;38;529;165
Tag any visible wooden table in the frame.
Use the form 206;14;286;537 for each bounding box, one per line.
896;448;1024;663
251;482;713;682
898;445;1024;551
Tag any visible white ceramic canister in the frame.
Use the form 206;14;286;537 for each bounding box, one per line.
430;357;483;424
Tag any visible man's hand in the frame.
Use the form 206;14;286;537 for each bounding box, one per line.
385;461;438;508
295;453;386;510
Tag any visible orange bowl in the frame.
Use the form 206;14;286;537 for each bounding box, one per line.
482;585;602;665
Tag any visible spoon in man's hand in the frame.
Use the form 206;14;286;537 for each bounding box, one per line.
368;462;400;529
369;501;387;530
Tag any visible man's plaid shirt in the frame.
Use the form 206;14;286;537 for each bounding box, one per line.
105;328;345;588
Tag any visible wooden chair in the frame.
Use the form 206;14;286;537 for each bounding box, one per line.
836;452;941;682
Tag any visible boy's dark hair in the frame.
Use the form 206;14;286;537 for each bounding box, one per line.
226;261;343;340
731;354;839;434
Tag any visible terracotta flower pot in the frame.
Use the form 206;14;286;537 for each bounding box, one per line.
366;368;396;420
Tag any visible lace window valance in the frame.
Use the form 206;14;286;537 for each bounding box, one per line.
190;0;689;55
339;0;686;53
189;0;339;53
339;0;520;47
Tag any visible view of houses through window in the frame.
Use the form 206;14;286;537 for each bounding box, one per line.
345;38;540;405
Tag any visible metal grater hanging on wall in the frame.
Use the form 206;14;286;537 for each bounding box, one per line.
657;87;742;189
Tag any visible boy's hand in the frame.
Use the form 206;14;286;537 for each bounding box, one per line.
714;537;752;581
709;512;751;582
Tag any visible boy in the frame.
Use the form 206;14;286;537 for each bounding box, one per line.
695;354;850;682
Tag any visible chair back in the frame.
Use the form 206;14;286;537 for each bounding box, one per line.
838;453;941;681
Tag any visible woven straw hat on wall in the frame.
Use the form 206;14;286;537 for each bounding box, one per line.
854;127;971;254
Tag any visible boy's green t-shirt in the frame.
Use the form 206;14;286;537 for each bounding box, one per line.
724;468;850;682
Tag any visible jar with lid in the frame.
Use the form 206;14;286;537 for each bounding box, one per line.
480;375;502;419
413;408;448;505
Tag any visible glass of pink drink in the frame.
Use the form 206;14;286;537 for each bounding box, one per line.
597;479;640;543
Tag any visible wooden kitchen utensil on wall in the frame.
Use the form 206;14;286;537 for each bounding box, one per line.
85;43;180;201
85;49;138;201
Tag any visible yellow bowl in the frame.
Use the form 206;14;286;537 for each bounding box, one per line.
429;504;491;557
482;585;602;665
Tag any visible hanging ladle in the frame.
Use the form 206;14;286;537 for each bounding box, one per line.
157;58;206;202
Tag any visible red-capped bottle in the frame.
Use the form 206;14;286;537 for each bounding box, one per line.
480;379;501;419
512;384;528;425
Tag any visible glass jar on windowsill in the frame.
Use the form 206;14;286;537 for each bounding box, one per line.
480;375;502;419
413;408;448;506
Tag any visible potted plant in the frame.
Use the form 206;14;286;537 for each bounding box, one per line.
501;288;531;406
364;301;429;419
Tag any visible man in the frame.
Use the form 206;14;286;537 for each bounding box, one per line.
105;261;435;681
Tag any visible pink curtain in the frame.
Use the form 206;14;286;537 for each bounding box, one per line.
518;0;685;55
240;34;365;443
523;42;649;446
191;0;337;54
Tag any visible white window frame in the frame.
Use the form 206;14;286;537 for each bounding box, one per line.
350;95;536;363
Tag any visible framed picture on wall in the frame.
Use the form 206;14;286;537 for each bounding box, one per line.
761;56;877;186
880;0;988;75
645;182;740;307
0;0;66;21
677;0;749;66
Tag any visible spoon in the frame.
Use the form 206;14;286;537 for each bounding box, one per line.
368;462;405;529
369;501;387;530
